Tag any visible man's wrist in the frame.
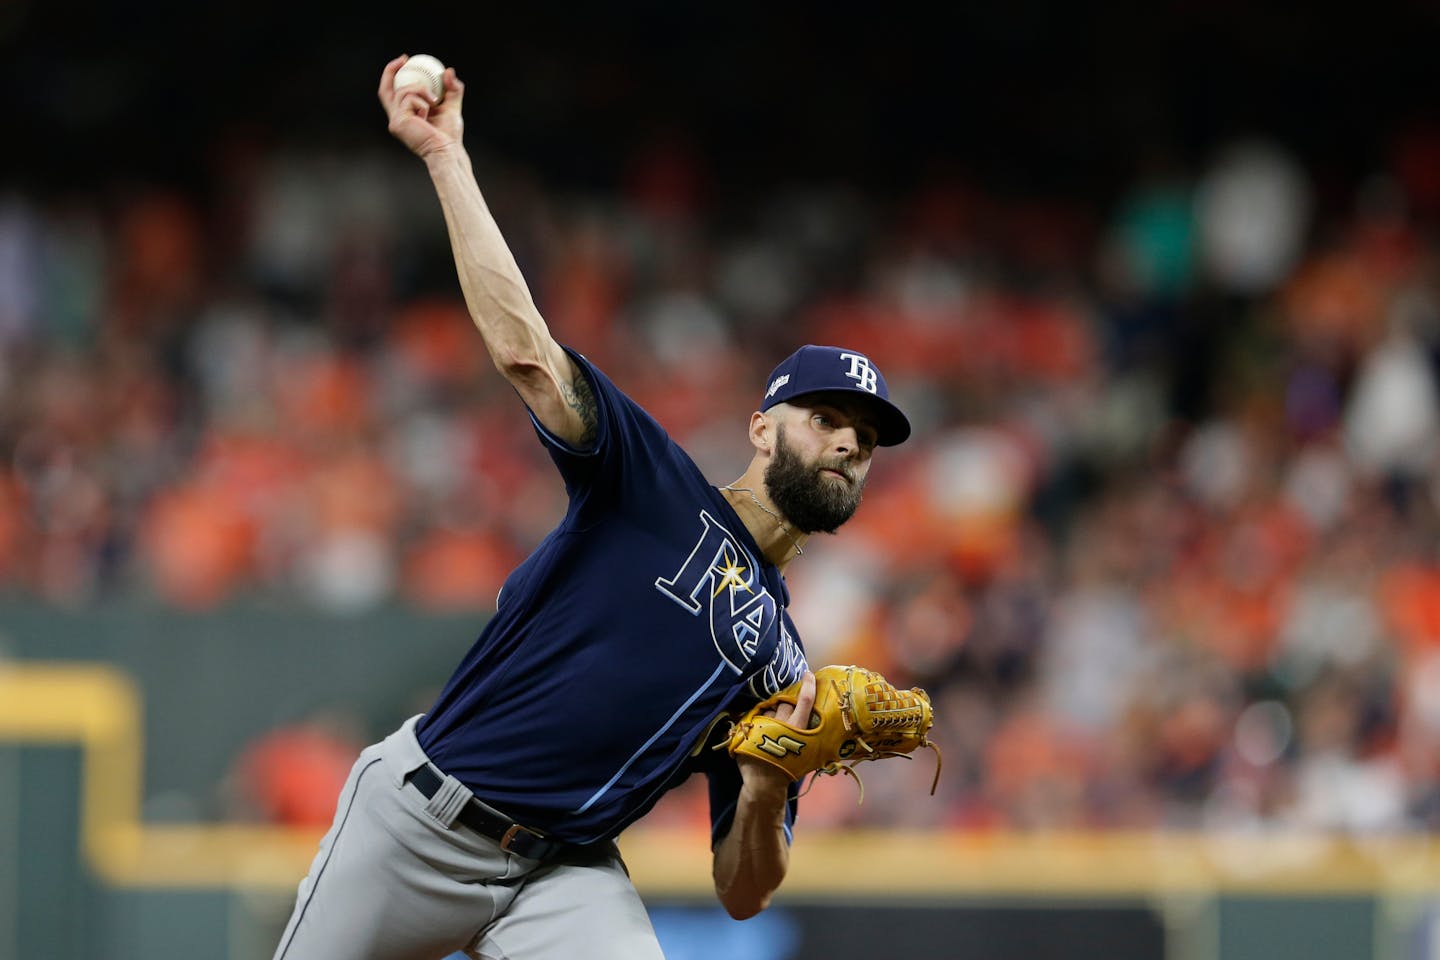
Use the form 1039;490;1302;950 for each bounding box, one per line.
424;143;470;175
738;760;793;805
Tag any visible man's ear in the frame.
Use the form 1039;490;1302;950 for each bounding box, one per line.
749;411;772;452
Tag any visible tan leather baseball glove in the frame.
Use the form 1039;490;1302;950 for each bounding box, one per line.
725;664;941;801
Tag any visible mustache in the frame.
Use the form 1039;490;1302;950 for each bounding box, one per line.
816;460;858;483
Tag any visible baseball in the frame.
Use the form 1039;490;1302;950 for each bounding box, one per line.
395;54;446;101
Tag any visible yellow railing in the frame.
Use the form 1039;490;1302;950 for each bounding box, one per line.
5;660;1440;895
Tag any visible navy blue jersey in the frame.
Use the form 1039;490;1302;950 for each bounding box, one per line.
416;350;808;845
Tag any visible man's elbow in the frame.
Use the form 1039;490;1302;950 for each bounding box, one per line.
714;868;778;921
717;889;771;922
491;346;548;385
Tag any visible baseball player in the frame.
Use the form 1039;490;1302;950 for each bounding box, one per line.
271;56;913;960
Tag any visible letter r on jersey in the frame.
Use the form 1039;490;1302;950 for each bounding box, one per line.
655;510;779;673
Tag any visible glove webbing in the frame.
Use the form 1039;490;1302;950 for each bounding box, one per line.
808;673;942;802
847;680;930;727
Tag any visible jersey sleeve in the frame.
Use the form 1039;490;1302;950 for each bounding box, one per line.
526;347;679;525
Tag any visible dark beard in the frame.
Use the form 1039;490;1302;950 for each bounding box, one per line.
764;426;866;535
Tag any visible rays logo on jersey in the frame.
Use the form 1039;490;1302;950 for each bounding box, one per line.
655;510;806;697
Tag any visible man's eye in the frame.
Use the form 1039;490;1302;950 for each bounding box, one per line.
812;414;831;427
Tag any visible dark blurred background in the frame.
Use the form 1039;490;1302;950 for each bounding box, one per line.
8;2;1440;195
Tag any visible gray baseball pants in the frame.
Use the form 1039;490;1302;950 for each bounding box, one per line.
272;716;666;960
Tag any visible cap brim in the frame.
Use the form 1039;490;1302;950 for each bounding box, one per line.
868;398;912;447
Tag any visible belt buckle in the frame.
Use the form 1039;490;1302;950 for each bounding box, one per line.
499;823;538;855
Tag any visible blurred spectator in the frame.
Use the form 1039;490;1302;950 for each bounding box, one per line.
1196;140;1311;296
1285;673;1407;833
0;196;43;345
224;711;367;827
1343;296;1440;481
1101;168;1195;303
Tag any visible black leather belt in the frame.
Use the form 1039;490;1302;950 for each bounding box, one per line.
404;764;571;861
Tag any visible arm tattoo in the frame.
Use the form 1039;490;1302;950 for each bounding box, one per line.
561;369;599;449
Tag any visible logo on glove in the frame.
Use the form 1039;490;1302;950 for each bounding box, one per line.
759;734;805;758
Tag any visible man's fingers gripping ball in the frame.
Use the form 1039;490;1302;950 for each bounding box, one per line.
725;665;942;802
394;54;447;102
379;55;465;159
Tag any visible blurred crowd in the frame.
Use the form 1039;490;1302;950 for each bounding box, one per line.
6;124;1440;836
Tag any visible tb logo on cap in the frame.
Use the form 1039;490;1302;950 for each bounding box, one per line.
841;352;879;394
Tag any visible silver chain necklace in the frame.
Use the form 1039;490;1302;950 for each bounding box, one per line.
720;484;803;558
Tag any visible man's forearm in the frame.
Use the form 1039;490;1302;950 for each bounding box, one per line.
424;146;553;371
422;146;593;447
713;778;791;920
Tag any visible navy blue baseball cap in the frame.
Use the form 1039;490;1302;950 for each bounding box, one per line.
760;345;911;446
